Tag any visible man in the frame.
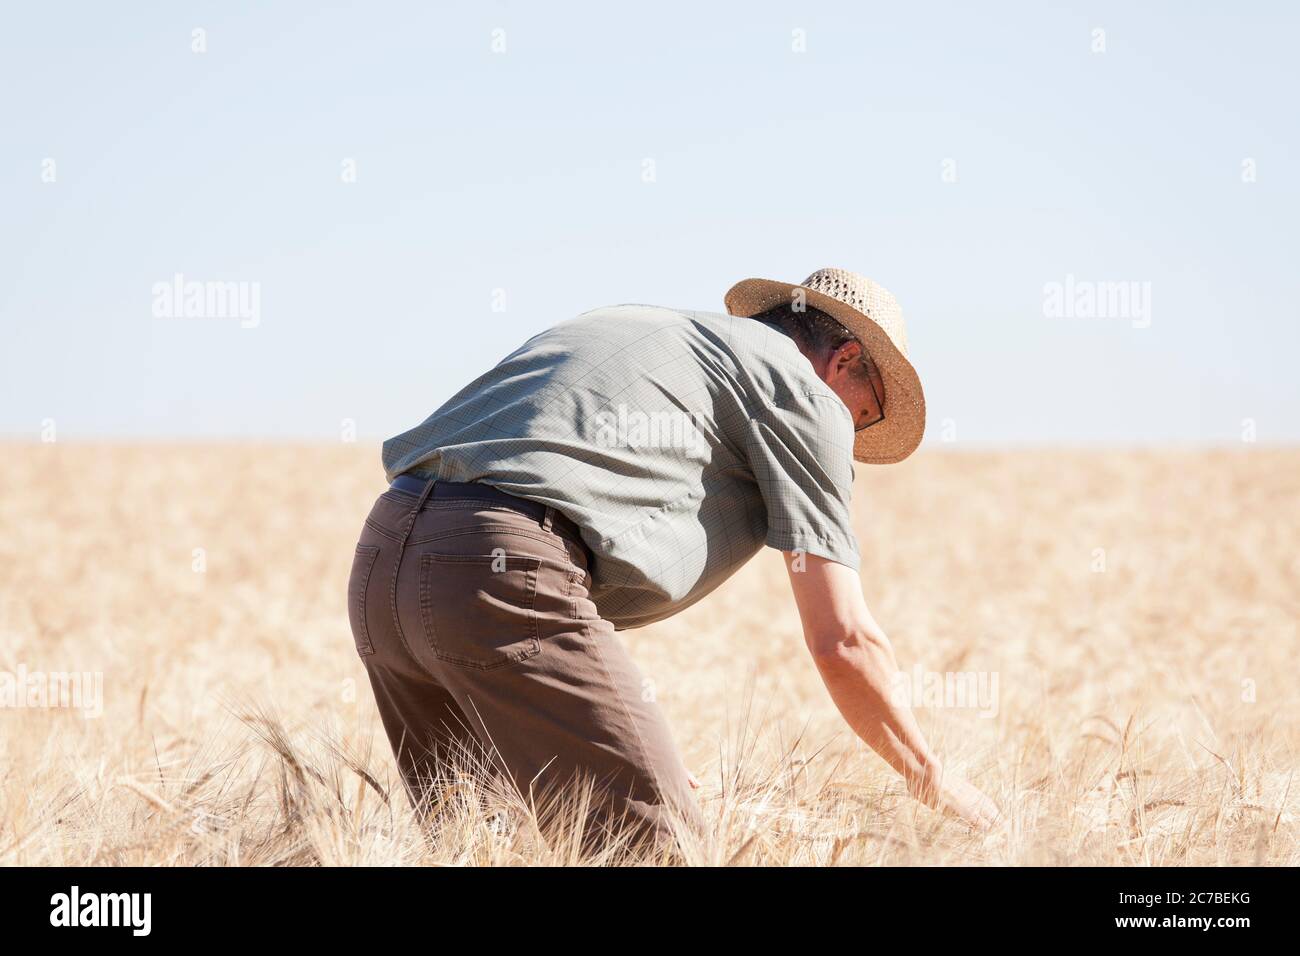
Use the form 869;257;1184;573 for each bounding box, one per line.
347;267;1001;855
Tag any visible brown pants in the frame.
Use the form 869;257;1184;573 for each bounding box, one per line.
347;478;703;856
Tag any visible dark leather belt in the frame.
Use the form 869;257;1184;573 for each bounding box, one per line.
389;473;589;555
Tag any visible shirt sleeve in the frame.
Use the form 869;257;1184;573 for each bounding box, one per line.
744;390;861;570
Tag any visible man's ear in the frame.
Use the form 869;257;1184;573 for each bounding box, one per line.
831;340;861;376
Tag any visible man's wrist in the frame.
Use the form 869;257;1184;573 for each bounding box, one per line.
905;756;945;804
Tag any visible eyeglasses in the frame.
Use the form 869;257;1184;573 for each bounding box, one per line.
856;357;885;432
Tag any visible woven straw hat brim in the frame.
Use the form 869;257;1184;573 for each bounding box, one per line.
724;278;925;464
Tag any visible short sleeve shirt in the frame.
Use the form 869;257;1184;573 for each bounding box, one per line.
382;305;859;630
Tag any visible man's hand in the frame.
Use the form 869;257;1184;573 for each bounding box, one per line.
783;551;1001;830
909;764;1002;831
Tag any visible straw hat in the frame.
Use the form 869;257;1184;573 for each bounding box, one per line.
724;267;925;464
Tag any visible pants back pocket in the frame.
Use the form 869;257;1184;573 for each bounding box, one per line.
419;553;542;670
348;544;382;657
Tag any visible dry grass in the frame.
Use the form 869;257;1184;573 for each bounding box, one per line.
1;443;1297;866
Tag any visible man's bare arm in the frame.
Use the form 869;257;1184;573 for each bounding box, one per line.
783;551;1000;830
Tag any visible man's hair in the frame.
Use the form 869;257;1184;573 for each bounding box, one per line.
753;303;876;375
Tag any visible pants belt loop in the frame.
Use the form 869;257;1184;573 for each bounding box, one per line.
541;505;555;534
397;478;436;553
392;478;434;567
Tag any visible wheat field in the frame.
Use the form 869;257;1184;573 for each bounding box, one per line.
1;444;1296;866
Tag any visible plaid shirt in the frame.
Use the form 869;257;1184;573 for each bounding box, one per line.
383;305;859;630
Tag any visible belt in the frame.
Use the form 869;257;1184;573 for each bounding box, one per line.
388;473;588;551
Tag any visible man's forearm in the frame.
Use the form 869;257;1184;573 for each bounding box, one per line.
786;554;999;828
809;630;944;796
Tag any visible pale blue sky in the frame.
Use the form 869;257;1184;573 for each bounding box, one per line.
2;2;1297;444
